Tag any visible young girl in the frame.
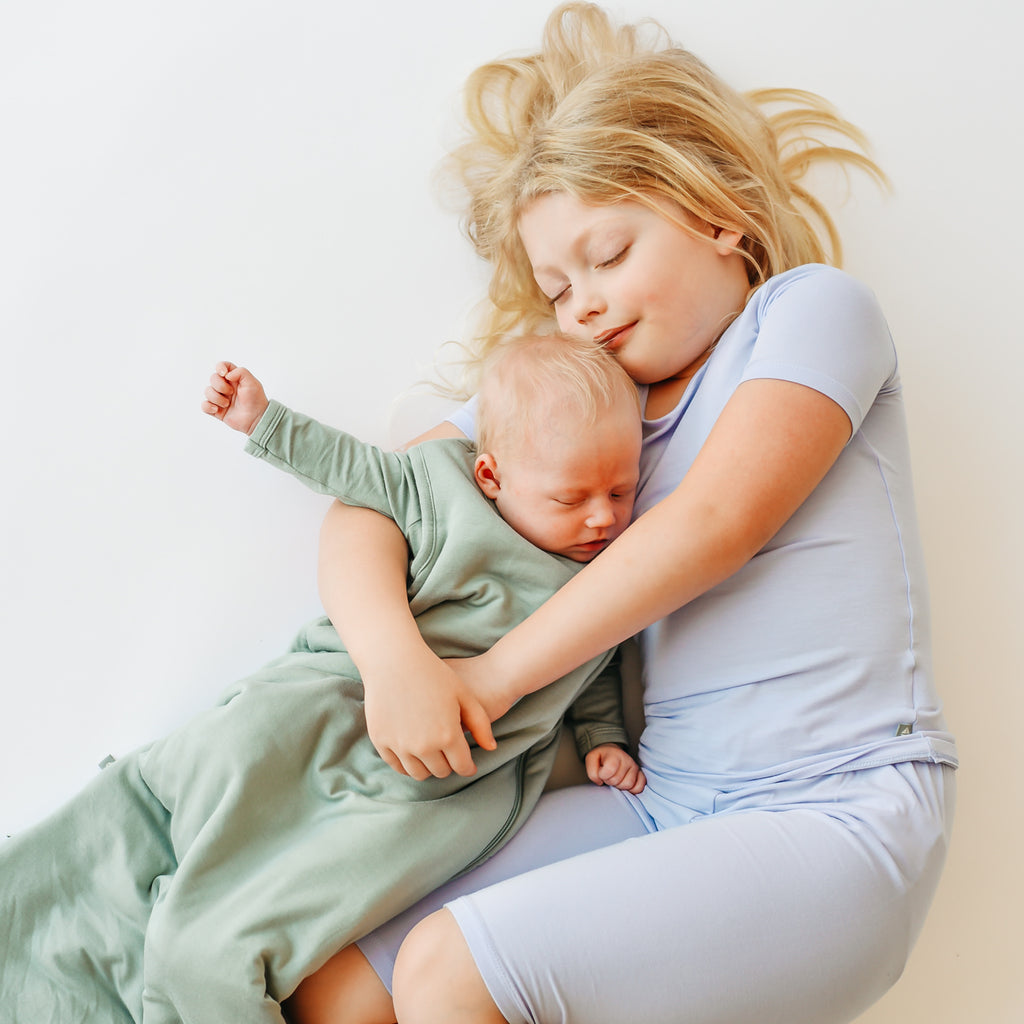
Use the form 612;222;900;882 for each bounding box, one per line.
286;3;957;1023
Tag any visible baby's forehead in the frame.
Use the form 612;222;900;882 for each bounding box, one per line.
508;407;587;452
519;422;639;473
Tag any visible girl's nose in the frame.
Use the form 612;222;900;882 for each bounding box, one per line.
569;283;606;326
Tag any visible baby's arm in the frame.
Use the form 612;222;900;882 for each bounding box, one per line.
565;650;644;792
201;362;270;436
585;744;645;794
201;365;415;518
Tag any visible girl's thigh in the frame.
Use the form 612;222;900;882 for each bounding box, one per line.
443;762;954;1024
358;783;650;988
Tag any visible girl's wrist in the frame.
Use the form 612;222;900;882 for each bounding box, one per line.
359;630;440;692
484;639;540;712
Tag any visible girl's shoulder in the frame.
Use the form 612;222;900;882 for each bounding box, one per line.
734;263;898;430
743;263;894;368
752;263;882;323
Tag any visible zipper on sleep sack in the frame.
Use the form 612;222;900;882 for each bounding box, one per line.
459;753;527;874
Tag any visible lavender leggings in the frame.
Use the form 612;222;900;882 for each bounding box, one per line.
359;760;954;1024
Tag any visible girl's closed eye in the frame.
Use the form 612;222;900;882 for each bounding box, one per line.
550;283;571;306
544;242;629;304
547;250;626;305
598;246;629;268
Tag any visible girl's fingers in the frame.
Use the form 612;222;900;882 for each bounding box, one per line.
399;753;434;782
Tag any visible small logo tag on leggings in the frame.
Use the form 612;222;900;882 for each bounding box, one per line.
895;723;913;737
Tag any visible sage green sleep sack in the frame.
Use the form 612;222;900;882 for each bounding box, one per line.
0;403;626;1024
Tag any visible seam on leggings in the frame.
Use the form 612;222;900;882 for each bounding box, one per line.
446;897;530;1024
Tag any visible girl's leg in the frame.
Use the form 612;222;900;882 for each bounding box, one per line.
286;785;648;1024
394;911;504;1024
359;783;650;991
284;945;395;1024
394;762;954;1024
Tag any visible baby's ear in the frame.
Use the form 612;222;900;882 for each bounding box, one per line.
474;453;502;499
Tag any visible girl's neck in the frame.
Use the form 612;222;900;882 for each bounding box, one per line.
644;348;713;418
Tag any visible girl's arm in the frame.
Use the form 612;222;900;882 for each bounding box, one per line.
320;377;848;778
317;421;496;780
456;377;852;715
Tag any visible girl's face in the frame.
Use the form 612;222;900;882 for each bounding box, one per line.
517;192;750;388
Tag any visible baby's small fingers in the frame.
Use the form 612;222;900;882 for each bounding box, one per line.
207;368;235;393
630;769;647;794
203;384;231;408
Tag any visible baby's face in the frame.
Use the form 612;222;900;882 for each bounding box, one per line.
476;395;641;562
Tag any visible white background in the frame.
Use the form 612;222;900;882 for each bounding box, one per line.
1;2;1021;1021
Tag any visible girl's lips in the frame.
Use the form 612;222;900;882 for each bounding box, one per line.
596;323;636;351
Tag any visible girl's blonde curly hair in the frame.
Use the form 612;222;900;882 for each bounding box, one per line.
445;2;884;370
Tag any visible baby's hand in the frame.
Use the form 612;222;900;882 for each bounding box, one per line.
201;362;269;435
584;744;646;795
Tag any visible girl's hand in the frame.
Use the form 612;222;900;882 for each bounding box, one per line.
318;501;495;781
363;645;496;780
584;744;646;794
442;651;518;724
201;362;270;435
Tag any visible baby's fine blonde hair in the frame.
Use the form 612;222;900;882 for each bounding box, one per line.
447;2;885;357
476;332;640;456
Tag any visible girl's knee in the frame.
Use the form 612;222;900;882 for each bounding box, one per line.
392;910;505;1024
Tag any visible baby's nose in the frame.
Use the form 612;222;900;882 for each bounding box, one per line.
584;499;615;529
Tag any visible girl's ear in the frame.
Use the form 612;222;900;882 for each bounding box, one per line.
474;453;502;498
712;226;744;255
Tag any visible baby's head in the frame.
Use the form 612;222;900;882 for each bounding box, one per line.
473;333;641;562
